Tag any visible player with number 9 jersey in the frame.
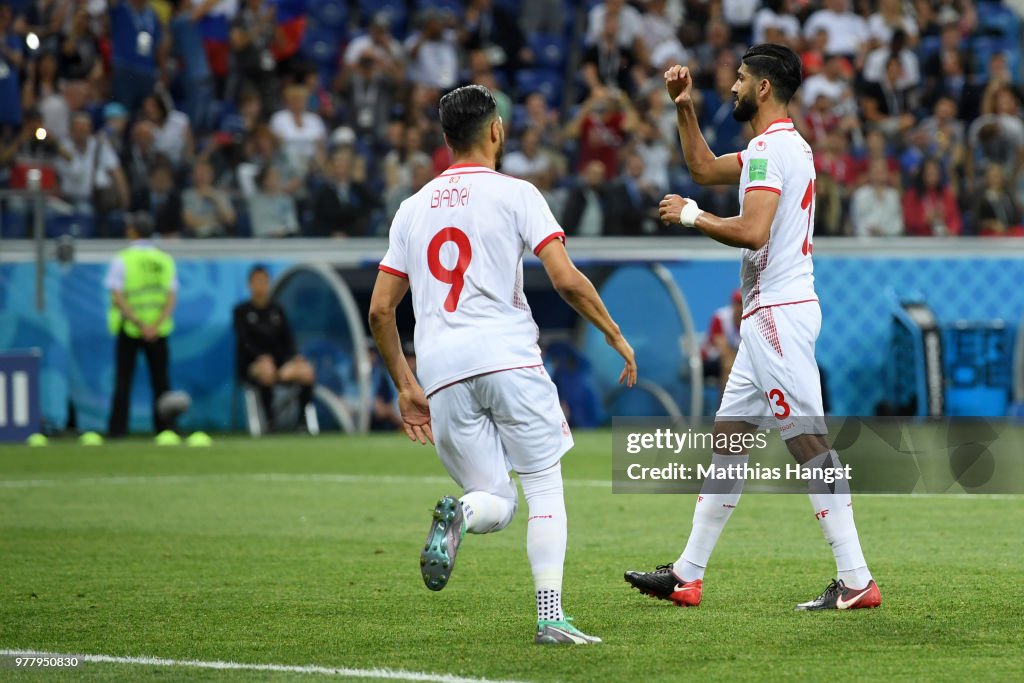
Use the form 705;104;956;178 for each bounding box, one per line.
379;166;565;397
369;85;636;645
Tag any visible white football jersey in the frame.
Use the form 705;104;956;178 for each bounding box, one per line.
736;118;819;318
379;163;565;396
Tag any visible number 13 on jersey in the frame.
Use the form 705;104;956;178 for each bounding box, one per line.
427;227;473;312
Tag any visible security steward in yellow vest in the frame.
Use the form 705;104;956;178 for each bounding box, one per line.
104;214;178;437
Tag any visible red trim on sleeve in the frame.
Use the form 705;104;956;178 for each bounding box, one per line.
736;152;743;168
533;231;566;256
378;265;408;279
744;186;782;196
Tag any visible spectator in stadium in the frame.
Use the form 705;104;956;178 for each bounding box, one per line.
248;164;299;238
803;0;869;60
461;0;529;75
20;49;59;115
384;123;433;190
106;212;178;438
562;159;609;236
310;147;379;238
100;102;130;159
141;94;194;170
519;91;562;148
405;9;459;91
801;54;854;119
122;120;160;199
633;117;671;194
867;0;919;46
701;289;742;394
902;157;962;235
586;0;643;49
0;108;60;177
564;86;637;180
169;0;214;133
691;20;742;86
814;130;859;235
917;97;966;164
230;0;279;114
637;0;684;61
236;124;301;198
502;126;551;183
343;12;405;78
269;83;327;178
850;159;904;236
752;0;800;46
972;163;1021;235
700;61;749;156
59;4;102;83
336;45;398;144
605;151;661;235
859;56;919;138
14;0;65;55
55;111;129;218
967;85;1024;188
384;155;433;224
0;4;24;132
132;160;183;237
39;79;87;144
233;264;315;431
582;12;639;96
721;0;759;44
109;0;167;112
862;29;920;89
920;33;982;121
182;159;235;236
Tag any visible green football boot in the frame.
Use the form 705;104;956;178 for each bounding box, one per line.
420;495;465;591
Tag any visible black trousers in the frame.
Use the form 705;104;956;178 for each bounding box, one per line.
108;331;171;437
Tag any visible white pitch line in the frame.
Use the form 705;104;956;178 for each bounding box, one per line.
0;650;533;683
0;473;1019;497
0;473;611;489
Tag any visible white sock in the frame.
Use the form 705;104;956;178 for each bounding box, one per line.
674;453;747;582
804;450;872;588
519;463;567;622
460;490;516;534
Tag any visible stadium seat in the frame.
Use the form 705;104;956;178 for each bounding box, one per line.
514;69;564;107
358;0;407;37
529;33;569;70
977;2;1021;39
414;0;464;18
301;28;342;68
309;0;348;32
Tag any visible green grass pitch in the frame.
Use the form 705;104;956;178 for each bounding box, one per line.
1;431;1021;682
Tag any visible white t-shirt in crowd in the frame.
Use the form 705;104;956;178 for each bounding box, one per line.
269;109;327;175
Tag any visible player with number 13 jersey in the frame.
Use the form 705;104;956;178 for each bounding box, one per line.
625;44;880;614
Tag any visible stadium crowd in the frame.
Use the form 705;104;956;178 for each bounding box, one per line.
1;0;1023;238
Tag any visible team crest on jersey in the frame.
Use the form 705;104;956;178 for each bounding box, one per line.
755;139;767;151
749;158;768;181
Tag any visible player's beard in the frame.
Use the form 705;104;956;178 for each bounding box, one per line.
495;131;505;170
732;89;758;122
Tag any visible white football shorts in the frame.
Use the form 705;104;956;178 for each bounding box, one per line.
429;365;573;501
717;301;827;439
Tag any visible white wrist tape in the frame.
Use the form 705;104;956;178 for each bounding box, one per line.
679;200;703;228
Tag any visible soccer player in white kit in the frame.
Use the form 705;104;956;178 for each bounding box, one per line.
624;45;881;611
369;85;637;644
